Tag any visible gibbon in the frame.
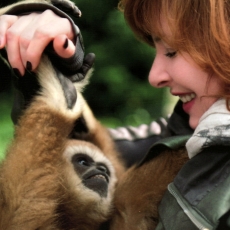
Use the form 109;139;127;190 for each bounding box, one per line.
0;50;124;230
110;147;188;230
0;1;125;229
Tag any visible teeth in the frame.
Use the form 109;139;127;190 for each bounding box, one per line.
179;93;195;103
92;175;106;180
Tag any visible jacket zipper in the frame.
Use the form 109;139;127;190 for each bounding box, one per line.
168;183;212;230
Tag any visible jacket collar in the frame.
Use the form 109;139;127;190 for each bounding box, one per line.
138;135;191;166
138;100;193;166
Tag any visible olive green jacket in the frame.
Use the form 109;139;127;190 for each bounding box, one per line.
152;139;230;230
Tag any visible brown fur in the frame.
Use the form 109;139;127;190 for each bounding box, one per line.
0;103;71;229
110;148;188;230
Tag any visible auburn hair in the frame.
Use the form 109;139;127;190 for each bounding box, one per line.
118;0;230;103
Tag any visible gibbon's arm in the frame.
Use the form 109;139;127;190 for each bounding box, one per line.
0;0;98;125
0;56;87;229
0;0;125;180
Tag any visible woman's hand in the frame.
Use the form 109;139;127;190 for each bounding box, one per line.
0;10;76;76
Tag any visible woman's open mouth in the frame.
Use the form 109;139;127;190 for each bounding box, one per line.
179;93;195;103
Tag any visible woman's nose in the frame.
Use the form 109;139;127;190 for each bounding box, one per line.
148;55;171;88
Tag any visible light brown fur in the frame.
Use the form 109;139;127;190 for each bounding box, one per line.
0;102;71;229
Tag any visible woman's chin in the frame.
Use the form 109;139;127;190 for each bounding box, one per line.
189;118;198;130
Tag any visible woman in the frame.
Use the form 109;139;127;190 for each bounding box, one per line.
117;1;230;229
1;0;230;229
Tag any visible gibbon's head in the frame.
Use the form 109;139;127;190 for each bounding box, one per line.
62;140;117;217
71;148;111;198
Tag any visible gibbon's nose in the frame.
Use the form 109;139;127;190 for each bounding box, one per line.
97;165;108;174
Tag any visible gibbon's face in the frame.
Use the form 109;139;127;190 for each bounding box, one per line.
63;139;117;201
72;153;110;197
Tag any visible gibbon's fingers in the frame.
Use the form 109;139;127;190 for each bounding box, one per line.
0;15;18;49
53;35;76;58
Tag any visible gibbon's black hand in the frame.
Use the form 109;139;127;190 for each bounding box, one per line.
45;38;95;81
68;53;95;82
44;30;85;77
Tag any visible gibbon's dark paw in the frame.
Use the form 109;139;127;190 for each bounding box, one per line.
44;32;85;78
44;0;86;78
68;53;95;83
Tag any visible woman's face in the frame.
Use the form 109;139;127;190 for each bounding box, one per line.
149;21;222;129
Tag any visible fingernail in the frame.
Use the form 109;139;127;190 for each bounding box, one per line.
63;38;68;49
13;68;22;77
26;61;32;71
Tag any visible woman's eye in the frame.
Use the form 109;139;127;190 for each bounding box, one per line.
165;51;177;58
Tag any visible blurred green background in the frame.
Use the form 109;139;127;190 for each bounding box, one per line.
0;0;176;159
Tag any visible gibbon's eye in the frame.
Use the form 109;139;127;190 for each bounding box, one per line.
164;51;177;58
78;157;90;166
72;153;94;168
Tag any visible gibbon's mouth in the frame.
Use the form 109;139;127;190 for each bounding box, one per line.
83;171;110;197
84;171;109;183
88;174;108;182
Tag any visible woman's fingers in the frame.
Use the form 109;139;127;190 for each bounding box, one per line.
2;10;76;75
4;13;40;75
0;14;18;48
22;10;75;71
53;34;76;58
